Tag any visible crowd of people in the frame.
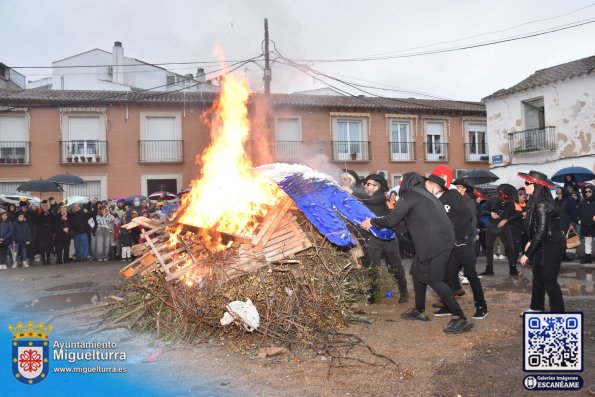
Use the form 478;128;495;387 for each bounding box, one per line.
348;166;594;335
0;196;171;269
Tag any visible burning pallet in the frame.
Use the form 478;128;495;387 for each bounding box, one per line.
120;195;313;283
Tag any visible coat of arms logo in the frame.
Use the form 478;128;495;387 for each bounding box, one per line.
8;321;52;385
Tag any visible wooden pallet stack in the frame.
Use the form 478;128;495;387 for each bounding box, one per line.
120;195;313;284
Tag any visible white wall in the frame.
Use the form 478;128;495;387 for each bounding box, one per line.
485;74;595;182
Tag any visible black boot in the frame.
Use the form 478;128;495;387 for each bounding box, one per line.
479;266;494;276
581;254;592;264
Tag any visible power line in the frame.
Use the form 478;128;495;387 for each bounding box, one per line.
281;17;595;63
10;58;264;69
365;3;595;58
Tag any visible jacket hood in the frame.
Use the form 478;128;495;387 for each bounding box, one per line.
399;172;425;196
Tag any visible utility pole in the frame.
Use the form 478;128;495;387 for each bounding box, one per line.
263;18;271;96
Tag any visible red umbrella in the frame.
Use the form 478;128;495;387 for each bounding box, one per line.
148;191;177;201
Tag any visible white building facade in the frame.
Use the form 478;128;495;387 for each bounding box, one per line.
483;55;595;183
28;42;219;93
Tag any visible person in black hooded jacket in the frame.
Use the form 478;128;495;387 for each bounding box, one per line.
362;172;473;334
519;170;565;312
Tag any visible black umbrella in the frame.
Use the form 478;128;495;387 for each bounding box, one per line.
48;173;85;185
17;179;63;194
457;169;499;186
551;166;595;183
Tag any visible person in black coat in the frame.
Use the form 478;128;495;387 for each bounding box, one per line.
359;174;408;304
431;174;487;320
12;212;32;268
577;183;595;263
0;211;13;269
519;171;565;312
362;172;473;334
35;201;55;265
53;205;71;264
479;184;523;277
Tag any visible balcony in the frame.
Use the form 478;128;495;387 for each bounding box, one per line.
0;141;30;165
60;140;108;164
508;126;556;155
275;141;302;162
423;142;449;161
464;143;489;162
389;141;415;161
139;140;184;163
332;141;370;162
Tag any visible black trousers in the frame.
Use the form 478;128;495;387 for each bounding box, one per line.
484;225;519;275
445;238;487;309
412;253;465;318
55;236;70;263
510;223;523;263
0;245;7;265
366;236;407;295
530;233;565;312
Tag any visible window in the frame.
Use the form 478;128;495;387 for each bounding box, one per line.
332;117;369;161
275;118;301;161
521;98;547;152
425;121;446;161
140;112;183;162
389;120;413;161
392;174;403;188
523;98;545;130
0;114;28;162
64;180;102;199
0;180;27;194
455;169;467;179
68;116;101;157
166;75;175;86
467;123;487;161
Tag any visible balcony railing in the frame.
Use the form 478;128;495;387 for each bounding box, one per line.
60;140;108;164
389;141;415;161
464;143;489;162
139;140;184;163
332;141;370;162
508;126;556;154
423;142;449;161
275;141;302;162
0;141;30;164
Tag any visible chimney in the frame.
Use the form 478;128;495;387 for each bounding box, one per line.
112;41;124;85
196;68;206;83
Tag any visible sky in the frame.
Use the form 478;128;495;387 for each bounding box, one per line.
1;0;594;101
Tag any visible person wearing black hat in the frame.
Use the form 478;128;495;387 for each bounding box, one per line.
427;175;488;319
518;170;565;312
479;183;523;277
359;174;408;304
362;172;473;334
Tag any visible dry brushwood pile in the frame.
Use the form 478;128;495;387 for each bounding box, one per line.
107;209;373;353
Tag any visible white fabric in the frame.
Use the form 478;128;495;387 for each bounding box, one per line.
219;299;260;332
585;236;593;255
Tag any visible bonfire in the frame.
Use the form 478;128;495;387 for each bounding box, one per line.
107;74;380;356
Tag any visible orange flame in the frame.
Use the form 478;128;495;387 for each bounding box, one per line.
174;74;283;242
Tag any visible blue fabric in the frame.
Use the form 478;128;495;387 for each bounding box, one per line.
277;174;395;247
161;203;179;217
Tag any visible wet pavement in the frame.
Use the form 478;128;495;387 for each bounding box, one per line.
0;255;592;396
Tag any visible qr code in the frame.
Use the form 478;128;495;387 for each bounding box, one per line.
523;313;582;371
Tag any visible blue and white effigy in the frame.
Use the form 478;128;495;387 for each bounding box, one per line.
256;164;395;247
